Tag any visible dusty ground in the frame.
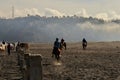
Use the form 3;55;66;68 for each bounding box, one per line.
0;51;22;80
29;41;120;80
1;42;120;80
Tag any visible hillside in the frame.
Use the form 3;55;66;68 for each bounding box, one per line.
0;16;120;42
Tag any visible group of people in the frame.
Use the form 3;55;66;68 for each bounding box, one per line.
52;38;66;61
0;41;11;55
0;41;29;56
52;38;87;61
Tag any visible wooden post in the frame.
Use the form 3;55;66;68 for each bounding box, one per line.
23;53;30;80
24;53;30;67
19;51;24;71
29;53;42;80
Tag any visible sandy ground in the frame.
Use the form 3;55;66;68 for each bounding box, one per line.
0;42;120;80
29;41;120;80
0;51;22;80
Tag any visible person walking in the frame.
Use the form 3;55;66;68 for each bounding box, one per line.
7;43;11;55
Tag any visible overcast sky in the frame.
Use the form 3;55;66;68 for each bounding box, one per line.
0;0;120;20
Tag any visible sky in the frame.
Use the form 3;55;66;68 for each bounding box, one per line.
0;0;120;20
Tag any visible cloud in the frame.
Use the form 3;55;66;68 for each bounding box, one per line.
0;8;50;18
95;11;120;20
75;8;89;18
45;8;65;17
14;8;66;17
1;7;120;21
25;8;42;16
15;8;42;17
0;11;11;18
95;13;109;20
109;11;120;20
0;11;6;17
0;8;66;18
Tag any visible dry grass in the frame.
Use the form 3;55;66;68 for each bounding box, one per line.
29;42;120;80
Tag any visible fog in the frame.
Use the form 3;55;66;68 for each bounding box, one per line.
42;22;120;42
0;16;120;42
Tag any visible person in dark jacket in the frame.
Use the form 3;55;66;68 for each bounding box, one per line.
52;38;60;61
7;43;11;55
82;38;87;50
60;38;67;50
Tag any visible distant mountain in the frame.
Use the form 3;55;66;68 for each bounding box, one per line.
0;16;120;42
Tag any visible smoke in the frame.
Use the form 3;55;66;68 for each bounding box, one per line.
29;20;120;42
33;21;118;42
76;22;120;41
0;11;120;42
